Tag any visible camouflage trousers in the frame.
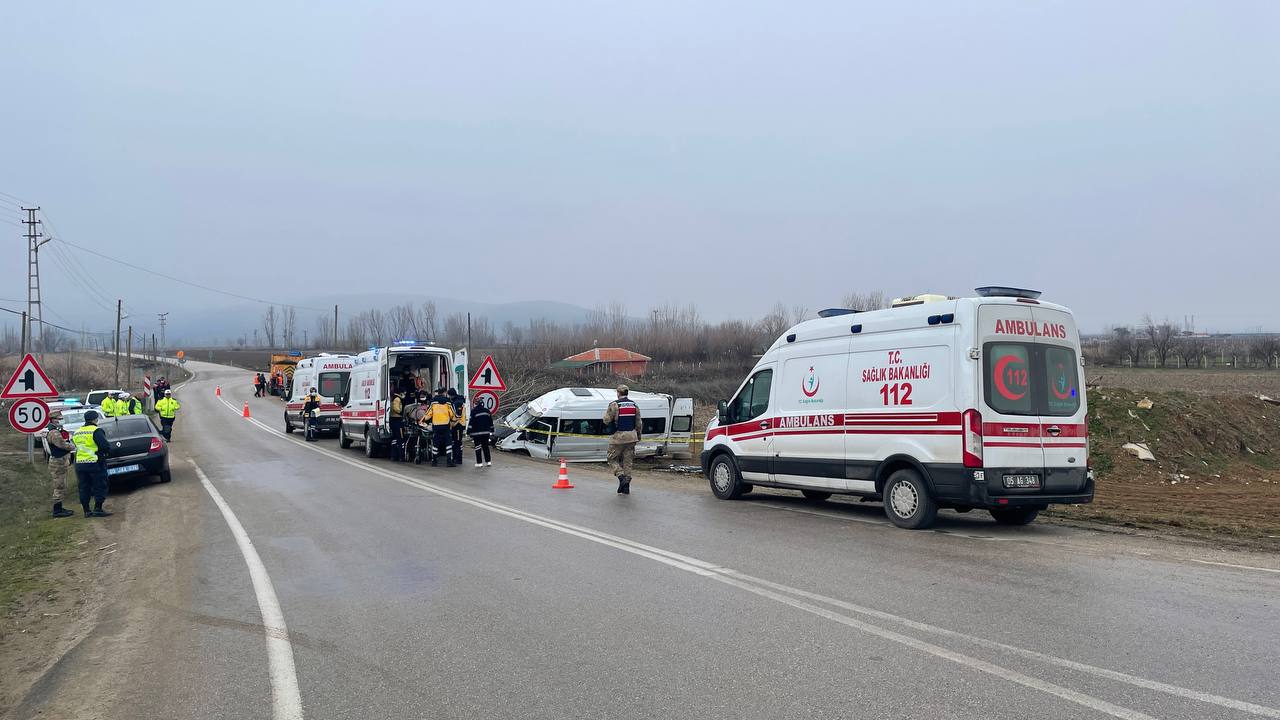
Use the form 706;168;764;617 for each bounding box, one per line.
607;442;636;478
48;458;71;503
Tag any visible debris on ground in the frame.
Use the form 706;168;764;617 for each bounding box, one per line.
652;465;703;474
1136;397;1154;410
1258;394;1280;406
1122;442;1156;461
1127;409;1151;431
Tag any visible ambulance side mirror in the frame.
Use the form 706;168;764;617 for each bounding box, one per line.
717;399;729;423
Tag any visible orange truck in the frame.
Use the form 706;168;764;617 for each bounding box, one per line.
267;352;302;397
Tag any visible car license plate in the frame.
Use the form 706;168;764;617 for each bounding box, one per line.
108;464;141;476
1003;474;1040;489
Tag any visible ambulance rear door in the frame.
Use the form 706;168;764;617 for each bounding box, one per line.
977;304;1046;488
1031;306;1088;493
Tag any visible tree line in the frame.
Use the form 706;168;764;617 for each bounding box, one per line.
1086;315;1280;369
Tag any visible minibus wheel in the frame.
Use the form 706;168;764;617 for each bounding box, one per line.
709;454;748;500
989;507;1040;526
883;469;938;529
339;424;353;448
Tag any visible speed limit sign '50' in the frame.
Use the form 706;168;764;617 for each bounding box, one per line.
472;390;500;416
9;398;51;434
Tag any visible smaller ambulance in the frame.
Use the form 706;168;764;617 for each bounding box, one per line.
285;354;355;436
701;287;1094;529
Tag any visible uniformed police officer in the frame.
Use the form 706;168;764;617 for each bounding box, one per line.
301;387;322;441
155;389;181;441
72;410;113;517
603;384;641;494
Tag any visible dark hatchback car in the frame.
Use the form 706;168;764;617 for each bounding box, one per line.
99;415;171;484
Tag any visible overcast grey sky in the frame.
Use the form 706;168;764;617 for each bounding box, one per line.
2;1;1277;335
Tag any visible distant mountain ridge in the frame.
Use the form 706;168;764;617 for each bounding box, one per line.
156;294;602;345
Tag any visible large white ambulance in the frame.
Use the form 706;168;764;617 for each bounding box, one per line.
701;287;1093;529
338;342;466;457
285;354;355;436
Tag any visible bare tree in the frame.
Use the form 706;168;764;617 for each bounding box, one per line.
414;301;437;341
1175;337;1207;368
314;316;333;349
758;302;791;344
443;312;467;346
282;306;297;348
1250;335;1280;368
262;306;277;347
1142;315;1177;368
42;327;70;353
388;303;416;340
841;290;888;312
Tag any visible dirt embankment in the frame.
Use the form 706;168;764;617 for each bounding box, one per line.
1048;370;1280;547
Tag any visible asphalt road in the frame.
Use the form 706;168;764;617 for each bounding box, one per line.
14;360;1280;720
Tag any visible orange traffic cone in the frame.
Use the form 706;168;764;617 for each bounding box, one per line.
242;401;251;418
552;458;574;489
215;385;222;397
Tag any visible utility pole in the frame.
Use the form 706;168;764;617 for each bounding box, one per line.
303;329;308;347
157;312;169;351
23;207;48;357
126;325;133;390
115;299;123;386
334;304;339;349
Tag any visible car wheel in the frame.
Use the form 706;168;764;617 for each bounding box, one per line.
990;507;1040;526
883;468;938;529
709;454;748;500
159;469;172;483
801;490;832;501
284;413;294;434
339;424;353;449
364;430;380;458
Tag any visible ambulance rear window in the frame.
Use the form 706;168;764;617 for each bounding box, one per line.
983;343;1080;417
985;344;1033;415
317;372;349;398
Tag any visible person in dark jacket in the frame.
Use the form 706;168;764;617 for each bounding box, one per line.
467;398;494;467
71;410;113;517
447;389;467;465
300;387;322;441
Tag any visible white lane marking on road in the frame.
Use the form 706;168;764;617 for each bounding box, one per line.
1189;559;1280;576
215;395;1280;720
192;460;304;720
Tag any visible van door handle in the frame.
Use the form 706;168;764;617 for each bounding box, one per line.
1046;425;1061;436
759;420;770;430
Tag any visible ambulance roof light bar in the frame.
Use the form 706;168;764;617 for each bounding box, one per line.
975;286;1042;300
818;308;857;318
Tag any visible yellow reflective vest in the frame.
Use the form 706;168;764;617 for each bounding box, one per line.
156;397;180;419
427;401;456;427
100;396;117;416
72;424;104;463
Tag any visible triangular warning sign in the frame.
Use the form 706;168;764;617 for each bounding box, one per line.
467;355;506;391
1;354;59;399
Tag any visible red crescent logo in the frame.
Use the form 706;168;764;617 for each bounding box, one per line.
801;368;820;398
1050;363;1073;400
993;355;1027;401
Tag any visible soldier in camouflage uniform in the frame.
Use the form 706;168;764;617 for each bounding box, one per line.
603;384;641;494
44;410;76;518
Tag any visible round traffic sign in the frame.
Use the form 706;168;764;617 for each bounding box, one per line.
472;390;500;416
176;350;185;359
9;397;51;434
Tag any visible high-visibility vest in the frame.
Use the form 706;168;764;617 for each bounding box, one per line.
72;425;102;463
118;398;142;415
100;396;116;416
156;397;180;418
428;401;455;426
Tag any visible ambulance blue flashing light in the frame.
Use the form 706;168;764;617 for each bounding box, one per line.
393;339;419;346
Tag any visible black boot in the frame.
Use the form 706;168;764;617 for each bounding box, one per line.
621;476;631;494
52;502;74;518
617;476;626;494
91;503;113;518
81;504;92;517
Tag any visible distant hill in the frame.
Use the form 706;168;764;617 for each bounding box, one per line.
159;294;601;346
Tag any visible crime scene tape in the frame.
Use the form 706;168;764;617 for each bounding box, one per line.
498;422;706;444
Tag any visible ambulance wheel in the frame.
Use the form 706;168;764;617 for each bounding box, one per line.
989;507;1040;526
709;454;748;500
883;469;937;529
364;430;380;458
284;414;294;434
801;490;831;501
339;425;353;449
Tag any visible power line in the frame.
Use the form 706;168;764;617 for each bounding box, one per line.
0;305;114;337
52;236;330;313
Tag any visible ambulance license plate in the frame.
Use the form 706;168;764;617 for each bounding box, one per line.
1003;474;1040;489
108;464;141;476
